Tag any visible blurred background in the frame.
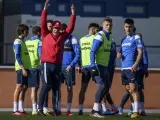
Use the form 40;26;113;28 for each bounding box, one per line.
0;0;159;68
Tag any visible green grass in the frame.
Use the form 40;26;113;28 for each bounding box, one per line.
0;112;160;120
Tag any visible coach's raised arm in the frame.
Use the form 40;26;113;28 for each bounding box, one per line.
62;4;76;39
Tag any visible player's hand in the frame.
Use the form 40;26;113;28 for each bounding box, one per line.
71;4;75;15
131;64;137;72
117;52;121;58
144;71;149;78
44;0;50;10
22;69;28;76
76;66;81;74
66;66;72;72
91;66;99;77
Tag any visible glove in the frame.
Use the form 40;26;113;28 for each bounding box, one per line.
91;66;99;77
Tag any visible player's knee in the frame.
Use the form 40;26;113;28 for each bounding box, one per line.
129;88;136;94
16;85;23;92
125;85;130;91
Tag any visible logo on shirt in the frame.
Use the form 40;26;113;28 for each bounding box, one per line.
122;43;132;47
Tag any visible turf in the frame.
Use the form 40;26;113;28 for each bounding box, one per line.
0;112;160;120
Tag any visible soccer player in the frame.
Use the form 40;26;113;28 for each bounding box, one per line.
25;26;42;115
38;0;76;116
118;31;149;116
57;23;80;116
90;17;113;118
12;24;30;115
101;41;118;115
78;23;99;115
118;19;143;118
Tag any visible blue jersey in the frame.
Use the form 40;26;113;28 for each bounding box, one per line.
137;42;148;71
62;35;80;68
121;34;143;69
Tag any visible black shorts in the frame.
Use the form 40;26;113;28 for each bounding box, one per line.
16;69;29;85
60;67;75;86
122;69;136;85
28;69;40;88
82;67;92;83
136;70;144;89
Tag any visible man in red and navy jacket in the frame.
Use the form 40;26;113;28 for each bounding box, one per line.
38;0;76;116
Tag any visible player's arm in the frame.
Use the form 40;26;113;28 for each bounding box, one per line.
69;37;80;67
90;33;103;66
14;40;27;76
41;0;50;38
66;37;80;72
63;4;76;39
131;35;143;72
38;41;42;59
143;45;149;78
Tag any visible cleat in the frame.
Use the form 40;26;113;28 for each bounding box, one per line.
78;110;83;115
103;109;114;115
12;111;23;116
32;111;38;116
66;111;73;116
90;110;105;118
38;110;46;116
128;110;133;117
18;111;28;115
118;107;123;115
140;111;146;116
55;110;61;116
131;112;139;118
111;109;119;114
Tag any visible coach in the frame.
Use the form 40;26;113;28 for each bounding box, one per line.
38;0;76;116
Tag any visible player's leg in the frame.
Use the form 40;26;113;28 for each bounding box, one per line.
78;68;90;115
50;64;61;116
29;69;40;115
127;70;139;118
118;70;130;115
65;68;75;116
43;87;52;115
137;70;145;115
18;84;28;114
91;65;107;118
38;63;52;116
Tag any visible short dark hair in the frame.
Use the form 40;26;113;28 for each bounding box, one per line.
60;23;68;31
98;26;103;31
103;17;112;23
88;23;99;30
124;18;134;24
32;26;41;35
133;27;136;33
47;20;53;24
17;24;29;35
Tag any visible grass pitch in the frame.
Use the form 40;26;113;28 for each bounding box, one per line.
0;112;160;120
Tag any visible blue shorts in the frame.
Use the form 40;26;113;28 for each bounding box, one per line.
16;69;29;85
136;70;144;89
28;69;40;88
60;67;75;86
122;69;136;85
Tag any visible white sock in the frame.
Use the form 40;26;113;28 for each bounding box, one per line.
18;101;24;112
132;103;134;111
102;103;107;112
93;103;99;111
13;102;18;112
32;103;37;112
43;107;49;113
133;102;138;113
111;104;117;110
140;102;145;112
67;103;72;111
57;102;61;111
79;104;83;111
